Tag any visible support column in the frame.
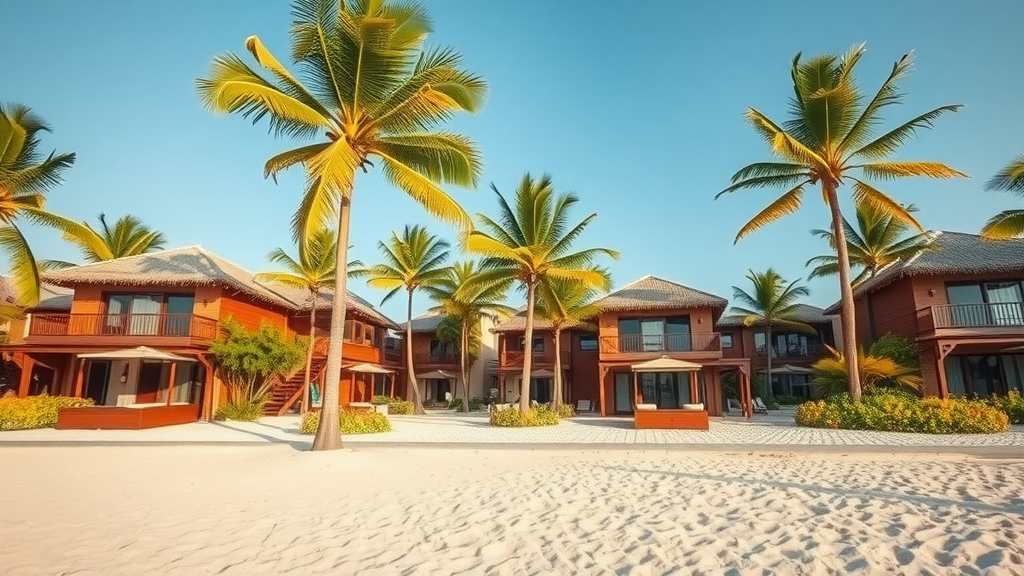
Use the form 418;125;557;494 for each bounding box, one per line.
935;340;950;398
689;371;698;404
598;366;607;416
743;372;753;420
198;356;215;421
632;370;639;408
17;356;34;398
349;371;356;404
165;362;178;406
73;359;86;399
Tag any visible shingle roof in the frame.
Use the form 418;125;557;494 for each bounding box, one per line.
410;312;447;334
716;303;834;328
490;313;590;333
1;275;74;312
591;275;728;315
823;231;1024;314
38;246;398;328
0;276;14;307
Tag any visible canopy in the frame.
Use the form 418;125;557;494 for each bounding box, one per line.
77;346;196;362
760;364;813;375
530;368;556;377
418;370;458;380
631;355;702;372
346;363;395;374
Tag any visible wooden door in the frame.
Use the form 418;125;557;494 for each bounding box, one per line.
84;361;110;405
135;362;163;404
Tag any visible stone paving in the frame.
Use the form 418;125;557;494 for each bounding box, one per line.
2;409;1023;448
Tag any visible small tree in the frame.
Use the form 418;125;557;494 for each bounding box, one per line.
811;344;922;398
208;319;305;420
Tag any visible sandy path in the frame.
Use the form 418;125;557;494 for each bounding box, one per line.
1;446;1022;575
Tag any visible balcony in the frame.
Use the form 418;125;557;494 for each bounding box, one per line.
414;352;459;365
500;350;571;367
27;313;218;346
599;332;722;356
930;302;1024;329
756;343;826;359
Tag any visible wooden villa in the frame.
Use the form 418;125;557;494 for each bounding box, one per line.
0;246;401;429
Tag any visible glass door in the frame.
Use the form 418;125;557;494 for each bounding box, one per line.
985;283;1024;325
641;319;665;352
129;295;162;335
104;295;132;335
165;295;194;336
946;285;985;326
614;372;633;413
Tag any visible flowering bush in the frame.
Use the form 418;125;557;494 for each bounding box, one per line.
795;389;1008;434
299;410;392;434
0;396;95;431
371;395;413;415
985;391;1024;425
489;405;560;427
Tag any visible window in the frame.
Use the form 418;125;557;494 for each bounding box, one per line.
721;333;733;348
579;333;598;351
617;316;691;352
102;293;194;336
518;336;544;352
754;332;766;354
945;281;1024;326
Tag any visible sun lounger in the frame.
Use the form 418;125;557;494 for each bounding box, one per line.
726;398;742;413
753;397;769;414
575;399;594;413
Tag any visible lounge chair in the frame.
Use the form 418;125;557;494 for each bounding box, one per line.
753;397;769;414
726;398;742;413
575;399;594;413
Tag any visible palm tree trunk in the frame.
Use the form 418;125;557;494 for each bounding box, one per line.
552;326;563;411
311;197;351;451
301;290;317;415
406;289;426;415
460;317;470;413
520;279;537;413
824;181;863;402
764;324;773;405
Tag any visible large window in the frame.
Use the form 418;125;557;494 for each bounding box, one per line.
944;354;1024;397
515;336;544;352
579;333;598;351
343;319;380;346
945;281;1024;326
103;293;195;336
617;316;691;352
721;333;733;348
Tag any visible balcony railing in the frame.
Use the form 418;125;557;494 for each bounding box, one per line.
500;350;571;366
932;302;1024;328
414;352;459;365
756;343;826;359
600;332;721;354
28;313;219;341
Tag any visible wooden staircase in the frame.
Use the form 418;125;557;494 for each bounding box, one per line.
264;358;326;416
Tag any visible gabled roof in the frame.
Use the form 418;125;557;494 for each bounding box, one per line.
490;311;590;333
410;312;446;334
260;284;399;330
591;275;728;315
716;304;834;328
823;231;1024;314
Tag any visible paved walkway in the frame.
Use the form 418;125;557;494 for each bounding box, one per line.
2;410;1023;451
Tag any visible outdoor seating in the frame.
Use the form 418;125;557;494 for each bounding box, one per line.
753;397;769;414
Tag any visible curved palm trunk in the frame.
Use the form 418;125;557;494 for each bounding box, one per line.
519;280;537;412
460;317;470;413
764;324;773;405
825;182;863;401
311;198;351;451
301;290;317;415
552;326;563;411
405;289;426;415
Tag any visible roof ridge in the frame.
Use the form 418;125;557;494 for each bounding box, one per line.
46;245;204;272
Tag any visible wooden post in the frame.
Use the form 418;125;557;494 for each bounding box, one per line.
73;359;86;399
166;362;178;406
18;356;35;397
598;366;607;416
689;371;698;404
633;370;639;408
198;355;214;421
934;341;950;398
743;371;753;420
349;371;356;404
389;372;395;398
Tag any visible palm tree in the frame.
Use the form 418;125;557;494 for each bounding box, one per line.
254;229;339;415
425;261;514;412
354;225;450;415
466;173;620;412
730;268;816;403
716;45;966;402
0;103;76;307
197;0;485;450
40;213;167;270
812;345;922;398
982;154;1024;239
536;277;603;411
805;202;935;285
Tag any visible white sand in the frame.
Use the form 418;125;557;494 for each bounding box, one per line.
1;445;1022;575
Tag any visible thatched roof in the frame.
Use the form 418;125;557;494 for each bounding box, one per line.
263;284;399;330
823;231;1024;314
490;312;589;333
1;276;74;312
410;312;447;334
592;275;728;315
716;304;834;328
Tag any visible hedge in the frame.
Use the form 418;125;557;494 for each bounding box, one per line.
299;410;392;434
489;405;560;427
0;396;95;431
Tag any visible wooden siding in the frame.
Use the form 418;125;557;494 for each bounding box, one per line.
219;293;288;332
634;409;709;430
569;331;600;405
720;329;743;359
862;279;918;343
56;404;199;430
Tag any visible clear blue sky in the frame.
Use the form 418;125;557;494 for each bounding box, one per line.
3;0;1023;323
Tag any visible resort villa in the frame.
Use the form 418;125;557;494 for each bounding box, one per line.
408;311;499;403
825;231;1024;399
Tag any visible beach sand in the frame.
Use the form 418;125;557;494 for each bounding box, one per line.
1;445;1022;575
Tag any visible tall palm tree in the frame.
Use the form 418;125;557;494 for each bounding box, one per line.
0;103;76;307
805;202;935;285
466;173;620;412
715;45;966;402
254;229;339;415
40;213;167;270
730;268;816;403
354;225;450;415
982;154;1024;239
425;261;514;412
536;276;603;411
197;0;485;450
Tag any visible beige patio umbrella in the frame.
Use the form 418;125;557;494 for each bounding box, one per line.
77;346;196;362
630;356;704;407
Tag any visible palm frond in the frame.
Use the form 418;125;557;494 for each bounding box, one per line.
858;161;967;181
984;154;1024;195
850;178;923;231
980;210;1024;240
0;224;40;306
734;183;807;242
848;105;963;160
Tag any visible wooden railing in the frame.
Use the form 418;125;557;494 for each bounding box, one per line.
414;352;459;365
500;350;571;366
756;343;826;358
600;332;721;354
28;313;219;341
931;302;1024;328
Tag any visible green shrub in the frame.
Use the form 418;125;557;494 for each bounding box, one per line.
372;396;413;414
812;346;922;398
214;401;263;422
794;390;1009;434
447;397;484;411
489;405;560;427
986;391;1024;425
556;403;576;418
774;395;809;406
870;333;921;369
0;396;95;430
299;410;392;434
